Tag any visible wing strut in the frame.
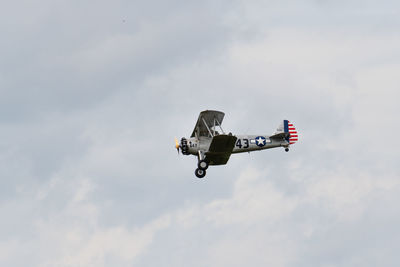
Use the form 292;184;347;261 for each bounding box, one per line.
202;118;214;137
191;110;225;138
202;116;226;138
213;117;216;136
214;117;225;134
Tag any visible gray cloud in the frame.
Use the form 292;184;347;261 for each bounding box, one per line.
0;0;234;122
0;0;399;266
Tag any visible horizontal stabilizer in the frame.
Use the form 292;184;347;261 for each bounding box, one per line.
269;132;288;140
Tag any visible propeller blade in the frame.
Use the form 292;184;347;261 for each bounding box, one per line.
174;137;180;154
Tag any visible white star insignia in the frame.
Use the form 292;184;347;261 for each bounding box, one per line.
256;137;265;145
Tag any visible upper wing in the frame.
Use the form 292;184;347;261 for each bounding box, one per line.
191;110;225;138
205;134;237;165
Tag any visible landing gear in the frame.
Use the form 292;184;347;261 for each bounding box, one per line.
285;147;289;152
195;151;208;178
195;168;206;178
197;160;209;170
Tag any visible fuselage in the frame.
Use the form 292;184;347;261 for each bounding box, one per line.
185;134;288;156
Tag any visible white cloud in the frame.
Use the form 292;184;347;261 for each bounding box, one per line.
0;175;171;267
38;215;171;267
204;167;297;226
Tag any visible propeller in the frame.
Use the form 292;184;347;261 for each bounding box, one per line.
174;137;180;154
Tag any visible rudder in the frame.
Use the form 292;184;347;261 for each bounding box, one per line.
283;120;298;145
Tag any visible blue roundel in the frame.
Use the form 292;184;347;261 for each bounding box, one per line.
255;136;266;147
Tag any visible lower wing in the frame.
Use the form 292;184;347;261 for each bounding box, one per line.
205;135;237;165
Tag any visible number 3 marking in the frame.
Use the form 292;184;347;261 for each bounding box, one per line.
236;139;249;149
243;139;249;148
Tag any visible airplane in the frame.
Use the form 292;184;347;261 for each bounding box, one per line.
175;110;298;178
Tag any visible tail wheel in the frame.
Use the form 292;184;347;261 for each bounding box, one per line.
198;160;209;170
195;168;206;178
285;147;289;152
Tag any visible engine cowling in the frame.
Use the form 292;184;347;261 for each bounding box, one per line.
180;137;190;155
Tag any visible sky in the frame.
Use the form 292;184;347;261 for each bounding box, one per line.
1;0;400;266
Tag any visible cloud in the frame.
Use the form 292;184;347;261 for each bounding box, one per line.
37;215;171;267
134;165;400;267
1;1;400;266
0;0;234;121
1;175;171;267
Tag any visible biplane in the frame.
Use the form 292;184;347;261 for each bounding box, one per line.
175;110;298;178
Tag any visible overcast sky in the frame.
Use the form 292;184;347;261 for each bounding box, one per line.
1;1;400;266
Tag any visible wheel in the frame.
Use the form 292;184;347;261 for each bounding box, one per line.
195;168;206;178
285;147;289;152
197;160;209;170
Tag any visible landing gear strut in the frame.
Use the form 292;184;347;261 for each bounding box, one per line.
195;168;206;178
195;151;208;178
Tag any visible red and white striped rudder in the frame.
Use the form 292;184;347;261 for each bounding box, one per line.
284;120;298;145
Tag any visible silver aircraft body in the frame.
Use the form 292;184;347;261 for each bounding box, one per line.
175;110;298;178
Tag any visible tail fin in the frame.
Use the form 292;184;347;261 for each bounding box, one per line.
283;120;298;145
272;120;299;144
